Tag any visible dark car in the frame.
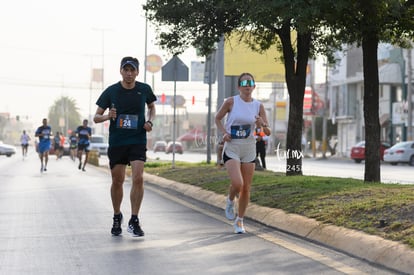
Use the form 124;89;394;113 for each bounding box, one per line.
153;141;167;153
350;141;390;163
166;141;183;154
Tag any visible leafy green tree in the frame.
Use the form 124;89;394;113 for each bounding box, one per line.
144;0;413;180
48;96;82;136
323;0;414;181
144;0;341;175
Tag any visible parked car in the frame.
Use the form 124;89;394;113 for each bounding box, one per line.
153;141;167;153
0;141;17;157
383;141;414;166
350;141;390;163
89;135;109;157
166;141;183;154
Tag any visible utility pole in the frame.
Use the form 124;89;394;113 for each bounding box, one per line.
407;47;413;140
310;59;316;158
400;48;407;141
322;59;329;158
206;53;213;164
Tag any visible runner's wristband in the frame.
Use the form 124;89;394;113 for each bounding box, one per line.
146;120;153;127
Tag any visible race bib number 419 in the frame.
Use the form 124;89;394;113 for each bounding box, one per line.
116;114;138;129
230;124;251;139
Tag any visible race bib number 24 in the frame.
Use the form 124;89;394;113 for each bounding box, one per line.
116;114;138;129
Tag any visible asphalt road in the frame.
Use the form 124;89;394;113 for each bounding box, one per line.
0;153;400;274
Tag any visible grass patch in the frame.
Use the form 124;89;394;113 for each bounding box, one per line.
145;160;414;249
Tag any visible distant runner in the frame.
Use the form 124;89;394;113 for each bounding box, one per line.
69;132;78;161
76;119;92;171
20;130;31;158
35;118;52;172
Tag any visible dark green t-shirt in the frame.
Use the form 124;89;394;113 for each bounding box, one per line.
96;81;156;147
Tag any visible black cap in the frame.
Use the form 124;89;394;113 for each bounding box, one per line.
120;56;139;70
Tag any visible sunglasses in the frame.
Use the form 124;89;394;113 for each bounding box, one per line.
239;79;255;87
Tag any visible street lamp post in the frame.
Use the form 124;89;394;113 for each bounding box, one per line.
144;14;148;83
92;28;106;90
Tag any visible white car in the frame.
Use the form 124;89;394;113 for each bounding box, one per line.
383;141;414;166
153;141;167;153
89;135;109;157
0;141;17;157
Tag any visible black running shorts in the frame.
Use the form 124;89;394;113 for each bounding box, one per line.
77;144;90;152
108;144;147;169
223;151;256;164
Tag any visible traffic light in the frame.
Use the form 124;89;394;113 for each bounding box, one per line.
192;96;195;105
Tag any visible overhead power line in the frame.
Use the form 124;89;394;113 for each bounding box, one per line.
0;77;91;90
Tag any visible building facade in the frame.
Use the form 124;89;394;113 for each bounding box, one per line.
329;44;412;157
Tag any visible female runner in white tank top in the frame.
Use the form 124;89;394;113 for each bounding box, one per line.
215;72;271;233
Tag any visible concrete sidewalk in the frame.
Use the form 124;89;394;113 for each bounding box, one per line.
144;172;414;274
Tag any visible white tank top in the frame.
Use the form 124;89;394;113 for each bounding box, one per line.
21;134;30;145
225;95;260;139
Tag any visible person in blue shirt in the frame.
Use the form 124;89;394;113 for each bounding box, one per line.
53;131;62;160
69;131;78;161
35;118;52;173
94;56;156;237
76;119;92;171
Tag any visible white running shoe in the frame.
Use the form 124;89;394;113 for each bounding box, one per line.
225;197;235;220
234;218;246;234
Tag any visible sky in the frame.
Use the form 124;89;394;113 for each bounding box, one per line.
0;0;330;131
0;0;206;125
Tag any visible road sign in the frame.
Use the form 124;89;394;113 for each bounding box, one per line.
161;56;189;169
146;54;163;73
204;51;216;84
162;56;189;81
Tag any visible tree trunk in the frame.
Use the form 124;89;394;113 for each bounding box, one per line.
279;23;311;176
362;37;381;182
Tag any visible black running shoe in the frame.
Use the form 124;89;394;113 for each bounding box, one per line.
78;162;82;170
111;213;123;236
128;218;144;237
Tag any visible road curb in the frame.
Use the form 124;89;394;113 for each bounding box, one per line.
144;172;414;274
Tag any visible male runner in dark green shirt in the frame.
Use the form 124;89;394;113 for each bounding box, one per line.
94;56;156;237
